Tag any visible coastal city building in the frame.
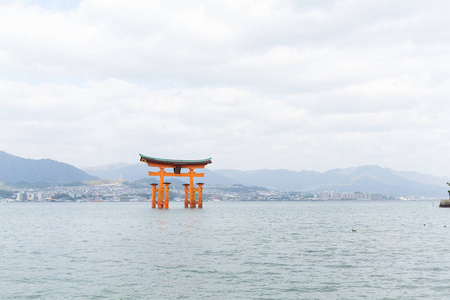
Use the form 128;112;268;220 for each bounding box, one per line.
4;181;431;203
17;192;27;202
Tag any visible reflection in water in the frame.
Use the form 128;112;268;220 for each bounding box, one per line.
156;219;168;230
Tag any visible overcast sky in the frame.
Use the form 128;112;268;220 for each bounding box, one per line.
1;0;449;176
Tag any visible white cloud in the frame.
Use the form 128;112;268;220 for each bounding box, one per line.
0;0;449;176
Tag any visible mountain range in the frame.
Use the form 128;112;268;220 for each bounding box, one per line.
213;166;448;197
0;150;447;197
0;151;97;184
84;161;449;197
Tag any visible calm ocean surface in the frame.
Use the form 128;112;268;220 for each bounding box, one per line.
1;200;450;299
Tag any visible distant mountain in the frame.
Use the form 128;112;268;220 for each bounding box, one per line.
5;150;445;196
83;162;148;181
0;151;98;184
83;163;237;186
83;161;448;197
215;168;321;191
214;166;449;197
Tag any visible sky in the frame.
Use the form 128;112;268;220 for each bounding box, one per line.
0;0;449;176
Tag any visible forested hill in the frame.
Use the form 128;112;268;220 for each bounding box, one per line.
0;151;97;184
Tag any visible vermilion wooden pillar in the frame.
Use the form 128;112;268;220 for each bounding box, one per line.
197;183;204;208
183;184;189;208
189;168;196;208
151;183;158;208
163;182;171;209
157;167;164;209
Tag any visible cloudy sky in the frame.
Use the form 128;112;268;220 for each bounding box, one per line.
1;0;449;176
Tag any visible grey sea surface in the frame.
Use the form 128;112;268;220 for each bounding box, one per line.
1;201;450;299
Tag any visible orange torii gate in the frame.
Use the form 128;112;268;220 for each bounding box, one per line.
139;154;212;209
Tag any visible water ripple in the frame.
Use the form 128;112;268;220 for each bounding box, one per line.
1;201;450;299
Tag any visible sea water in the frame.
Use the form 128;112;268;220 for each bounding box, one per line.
1;201;450;299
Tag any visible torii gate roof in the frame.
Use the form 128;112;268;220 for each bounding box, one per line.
139;154;212;167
